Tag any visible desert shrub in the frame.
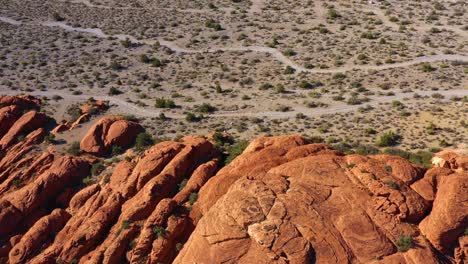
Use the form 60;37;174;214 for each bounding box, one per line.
277;105;291;112
185;112;202;122
176;243;183;251
429;27;441;34
188;192;198;205
121;38;132;48
421;63;436;72
52;95;63;101
82;176;95;186
66;105;83;122
283;49;296;56
225;140;249;165
361;32;378;39
205;19;223;30
67;142;81;156
274;84;286;93
178;179;188;191
12;179;22;188
383;148;433;168
109;61;123;70
151;58;163;67
347;96;362;105
332;73;346;80
111;145;123;156
299;80;313;89
396;235;413;252
44;133;56;144
91;162;105;176
259;83;274;90
135;132;154;151
384;180;399;190
196;103;217;113
140;54;150;63
122;115;138;122
52;12;65;21
355;145;380;155
108;87;122;95
327;9;340;19
332;142;354;154
154;98;176;108
152;226;166;238
392;100;403;108
284;66;296;74
376;131;401;147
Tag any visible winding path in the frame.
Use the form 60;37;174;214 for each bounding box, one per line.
2;16;467;74
1;89;467;119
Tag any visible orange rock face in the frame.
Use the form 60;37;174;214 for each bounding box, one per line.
175;136;467;264
0;99;466;264
80;116;143;156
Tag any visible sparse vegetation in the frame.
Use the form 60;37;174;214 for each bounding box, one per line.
396;235;413;252
67;142;81;156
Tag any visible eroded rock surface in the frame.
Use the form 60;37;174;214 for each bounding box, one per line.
176;138;467;264
80;116;143;156
0;98;466;264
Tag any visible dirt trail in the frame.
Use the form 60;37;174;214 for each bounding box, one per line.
2;89;467;119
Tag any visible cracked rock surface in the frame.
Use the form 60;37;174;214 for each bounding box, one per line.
0;95;466;264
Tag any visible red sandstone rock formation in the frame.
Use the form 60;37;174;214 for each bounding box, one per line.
0;96;466;264
80;116;143;156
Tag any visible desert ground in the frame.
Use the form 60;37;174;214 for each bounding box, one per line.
0;1;468;264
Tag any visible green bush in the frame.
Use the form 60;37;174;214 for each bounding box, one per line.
109;61;123;70
259;83;273;90
421;63;436;72
121;38;132;48
155;98;176;108
284;66;296;74
355;145;380;155
108;87;122;95
91;162;104;176
396;235;413;252
205;19;223;30
361;32;378;39
67;142;81;156
327;9;340;19
274;84;286;93
283;49;296;56
152;226;166;238
225;140;249;165
110;145;123;156
66;105;83;122
384;180;399;190
383;148;433;168
140;54;150;63
188;192;198;205
135;132;154;151
185;112;202;122
196;103;217;113
178;179;188;191
376;131;401;147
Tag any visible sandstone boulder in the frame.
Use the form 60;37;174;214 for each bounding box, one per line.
80;116;142;155
419;171;467;253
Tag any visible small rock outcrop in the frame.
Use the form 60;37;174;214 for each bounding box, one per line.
80;116;143;156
